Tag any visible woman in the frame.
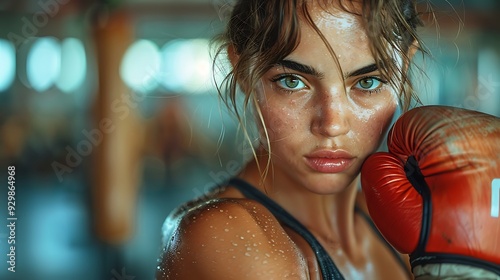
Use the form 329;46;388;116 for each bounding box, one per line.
157;0;425;279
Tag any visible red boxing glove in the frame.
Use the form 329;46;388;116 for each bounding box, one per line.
361;105;500;275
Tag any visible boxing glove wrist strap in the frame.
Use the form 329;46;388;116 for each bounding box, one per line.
405;156;500;276
410;253;500;276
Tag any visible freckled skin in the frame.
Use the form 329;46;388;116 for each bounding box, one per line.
157;2;412;280
256;8;397;195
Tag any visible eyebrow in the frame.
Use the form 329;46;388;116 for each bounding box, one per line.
344;63;379;78
274;60;324;79
275;60;380;80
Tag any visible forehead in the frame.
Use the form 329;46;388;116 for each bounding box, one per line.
301;0;363;18
313;10;361;35
288;1;372;70
301;0;364;33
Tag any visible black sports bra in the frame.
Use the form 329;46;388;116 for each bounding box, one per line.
228;177;409;280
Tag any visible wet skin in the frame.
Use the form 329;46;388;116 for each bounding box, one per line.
157;2;411;279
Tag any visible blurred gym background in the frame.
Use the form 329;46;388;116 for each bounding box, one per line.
0;0;499;279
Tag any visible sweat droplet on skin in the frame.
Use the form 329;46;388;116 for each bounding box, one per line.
315;9;365;47
317;12;360;33
354;107;375;123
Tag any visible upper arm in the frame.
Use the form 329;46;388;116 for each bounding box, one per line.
156;200;308;280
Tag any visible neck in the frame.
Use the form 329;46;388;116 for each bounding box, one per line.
238;156;360;246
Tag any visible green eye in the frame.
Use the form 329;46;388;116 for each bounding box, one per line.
275;75;306;91
283;77;300;88
359;78;374;89
354;77;385;93
357;78;379;90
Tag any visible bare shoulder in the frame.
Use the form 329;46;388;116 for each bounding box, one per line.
156;198;308;280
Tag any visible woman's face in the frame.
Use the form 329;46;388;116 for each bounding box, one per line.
255;4;398;194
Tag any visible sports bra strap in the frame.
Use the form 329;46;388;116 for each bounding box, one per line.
228;177;345;280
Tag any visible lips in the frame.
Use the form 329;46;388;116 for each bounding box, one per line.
304;149;355;173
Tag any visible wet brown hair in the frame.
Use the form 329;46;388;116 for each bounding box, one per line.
212;0;426;174
214;0;425;110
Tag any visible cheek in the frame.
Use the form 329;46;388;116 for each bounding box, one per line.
262;107;300;142
256;85;306;142
353;101;397;150
257;102;295;144
371;105;397;137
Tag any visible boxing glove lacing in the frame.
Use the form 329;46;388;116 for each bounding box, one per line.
404;155;432;256
404;156;500;276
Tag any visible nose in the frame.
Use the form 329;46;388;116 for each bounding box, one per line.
311;89;350;137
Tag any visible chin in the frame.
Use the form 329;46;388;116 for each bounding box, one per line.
306;175;357;195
